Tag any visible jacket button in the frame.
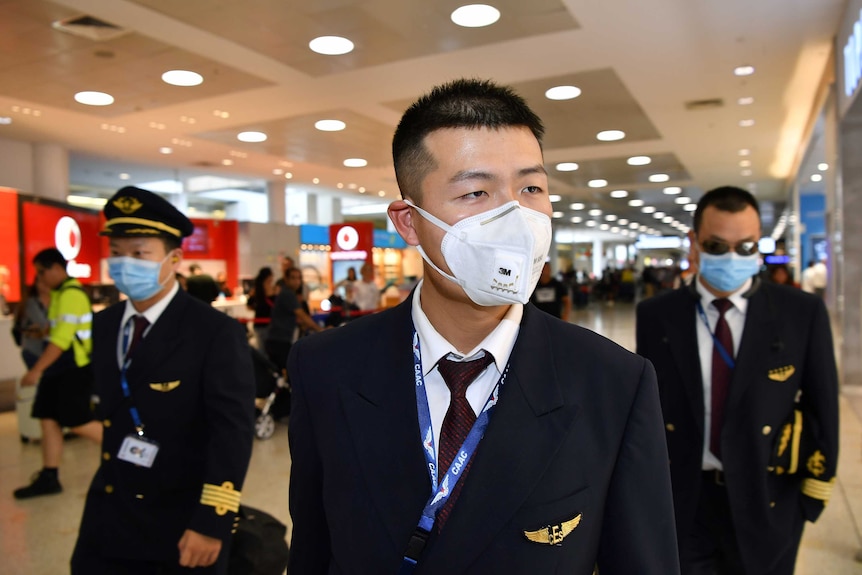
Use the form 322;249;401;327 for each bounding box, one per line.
103;419;111;428
769;501;776;508
136;494;144;499
665;423;676;432
105;485;114;494
102;452;111;461
762;425;772;435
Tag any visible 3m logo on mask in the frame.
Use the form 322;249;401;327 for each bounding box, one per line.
491;253;523;294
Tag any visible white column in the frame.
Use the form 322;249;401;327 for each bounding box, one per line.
32;143;68;202
331;197;343;224
592;239;603;279
267;181;286;224
306;193;318;224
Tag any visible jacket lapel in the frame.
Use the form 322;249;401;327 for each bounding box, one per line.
727;286;776;410
417;306;578;574
126;290;189;386
661;290;704;434
339;298;430;554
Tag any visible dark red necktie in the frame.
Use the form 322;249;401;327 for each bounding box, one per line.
710;298;734;459
126;315;150;360
434;351;494;531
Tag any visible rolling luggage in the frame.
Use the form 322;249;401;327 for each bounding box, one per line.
16;379;41;442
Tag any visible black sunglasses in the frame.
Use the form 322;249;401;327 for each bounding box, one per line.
700;239;758;257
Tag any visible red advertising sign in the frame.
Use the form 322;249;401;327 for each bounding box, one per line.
21;201;102;285
329;222;374;262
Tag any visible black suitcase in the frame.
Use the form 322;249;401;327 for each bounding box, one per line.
228;505;290;575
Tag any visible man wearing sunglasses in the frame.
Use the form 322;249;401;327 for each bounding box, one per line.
636;186;838;575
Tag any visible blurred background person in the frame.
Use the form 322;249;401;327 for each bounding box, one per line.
186;263;220;303
12;274;52;369
768;264;799;288
249;267;277;349
530;262;571;321
215;271;232;298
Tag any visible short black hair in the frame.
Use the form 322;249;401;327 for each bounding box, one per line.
33;248;66;269
693;186;760;233
392;78;545;203
162;236;182;252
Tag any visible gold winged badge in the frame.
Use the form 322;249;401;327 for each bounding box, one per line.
523;513;582;545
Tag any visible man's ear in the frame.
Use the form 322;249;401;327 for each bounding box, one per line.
687;231;699;269
388;200;420;246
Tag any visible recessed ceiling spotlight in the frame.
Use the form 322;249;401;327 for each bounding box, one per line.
213;110;230;119
552;211;564;219
642;206;656;214
653;211;666;218
605;214;618;221
810;173;823;182
237;131;267;143
741;169;753;176
738;96;755;105
315;119;346;132
309;36;354;55
628;199;644;207
588;179;608;188
273;169;284;175
610;226;620;233
739;159;752;167
119;173;130;180
739;148;751;156
599;223;610;231
596;130;625;142
312;178;320;184
549;194;562;202
683;204;697;211
610;190;629;198
662;216;674;223
618;218;629;225
161;70;203;86
378;190;386;197
663;186;681;195
74;91;114;106
545;85;582;100
627;156;652;166
159;147;173;154
818;162;829;171
674;197;691;204
343;158;368;167
571;216;583;223
585;221;597;227
649;174;670;183
588;209;603;216
222;159;234;166
555;162;579;171
450;4;501;27
739;119;755;127
570;202;585;210
734;65;755;76
629;222;639;229
284;172;293;179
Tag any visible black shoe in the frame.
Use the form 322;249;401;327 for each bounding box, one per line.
13;470;62;499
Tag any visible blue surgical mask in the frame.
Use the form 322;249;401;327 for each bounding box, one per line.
698;251;760;293
108;254;172;301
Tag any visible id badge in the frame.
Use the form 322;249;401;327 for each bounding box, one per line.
118;434;160;468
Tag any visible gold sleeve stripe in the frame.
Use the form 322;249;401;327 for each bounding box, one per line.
802;477;835;503
200;482;241;516
789;409;803;475
104;217;181;237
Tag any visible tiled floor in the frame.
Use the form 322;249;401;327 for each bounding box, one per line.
1;301;860;574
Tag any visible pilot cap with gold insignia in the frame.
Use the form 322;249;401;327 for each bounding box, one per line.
100;186;194;239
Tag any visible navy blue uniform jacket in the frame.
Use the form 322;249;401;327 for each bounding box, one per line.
636;280;839;574
287;295;680;574
76;289;256;562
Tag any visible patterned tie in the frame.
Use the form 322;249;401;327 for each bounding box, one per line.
434;351;495;531
710;298;734;459
126;315;150;360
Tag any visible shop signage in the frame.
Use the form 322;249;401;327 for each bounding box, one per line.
55;216;92;278
844;12;862;98
21;201;101;284
329;223;373;261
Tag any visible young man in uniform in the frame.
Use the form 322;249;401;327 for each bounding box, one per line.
71;186;256;574
14;248;102;498
287;79;679;574
636;186;839;574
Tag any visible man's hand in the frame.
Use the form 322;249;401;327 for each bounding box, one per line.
178;529;222;568
20;368;42;387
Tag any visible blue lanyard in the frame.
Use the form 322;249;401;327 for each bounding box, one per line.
401;330;508;573
121;319;146;435
696;301;735;370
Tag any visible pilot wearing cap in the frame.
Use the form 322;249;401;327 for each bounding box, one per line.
72;186;256;574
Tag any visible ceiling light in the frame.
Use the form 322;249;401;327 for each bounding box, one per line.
662;216;674;223
605;214;618;221
586;221;597;227
312;178;320;184
570;202;585;210
161;70;203;86
552;211;564;219
237;131;267;143
273;169;284;175
344;158;368;167
810;174;823;182
627;156;651;166
649;174;670;183
739;119;755;127
599;224;610;231
741;169;752;176
159;147;173;154
610;190;629;198
818;163;829;171
74;91;114;106
618;219;629;225
628;199;644;207
674;197;691;204
597;130;625;142
739;159;751;167
214;110;230;119
309;36;354;55
642;206;656;214
222;159;233;166
0;117;12;125
653;211;666;218
588;209;602;216
663;186;681;195
571;216;583;223
285;172;293;179
545;85;582;100
738;97;755;106
315;119;346;131
119;173;130;180
549;195;562;202
734;65;755;76
739;148;751;156
683;204;697;212
378;191;386;197
629;222;639;229
588;179;608;188
610;226;620;233
556;162;579;171
450;4;501;27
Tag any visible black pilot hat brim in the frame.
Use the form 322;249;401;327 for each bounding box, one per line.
100;186;194;239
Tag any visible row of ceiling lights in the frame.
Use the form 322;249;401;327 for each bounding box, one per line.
734;65;757;179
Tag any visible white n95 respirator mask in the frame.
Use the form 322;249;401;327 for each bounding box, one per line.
404;199;552;306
